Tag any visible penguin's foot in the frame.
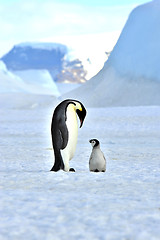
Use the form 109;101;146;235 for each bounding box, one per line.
69;168;76;172
94;169;100;172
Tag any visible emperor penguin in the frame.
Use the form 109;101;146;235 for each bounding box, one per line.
89;139;106;172
50;99;86;172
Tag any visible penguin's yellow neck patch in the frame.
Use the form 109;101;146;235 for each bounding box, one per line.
74;101;82;111
68;102;82;112
67;103;76;112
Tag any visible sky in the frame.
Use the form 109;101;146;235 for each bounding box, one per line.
0;0;150;77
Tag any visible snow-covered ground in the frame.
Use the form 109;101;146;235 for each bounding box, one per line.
0;61;60;97
0;97;160;240
13;70;60;96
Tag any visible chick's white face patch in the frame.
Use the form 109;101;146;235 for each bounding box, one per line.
90;140;96;147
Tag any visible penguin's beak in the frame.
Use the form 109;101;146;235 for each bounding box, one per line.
76;106;86;128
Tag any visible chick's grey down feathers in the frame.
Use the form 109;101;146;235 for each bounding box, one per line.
89;139;106;172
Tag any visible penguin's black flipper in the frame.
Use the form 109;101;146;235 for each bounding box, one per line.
51;114;68;171
51;112;68;150
58;121;68;150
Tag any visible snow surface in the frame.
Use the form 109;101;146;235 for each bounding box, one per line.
0;61;59;96
0;95;160;240
14;70;60;96
56;83;81;95
0;61;28;93
65;0;160;107
108;0;160;81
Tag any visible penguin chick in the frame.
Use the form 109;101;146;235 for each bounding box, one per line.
50;99;86;172
89;139;106;172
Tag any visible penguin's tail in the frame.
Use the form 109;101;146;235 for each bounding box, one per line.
50;163;63;171
50;151;64;172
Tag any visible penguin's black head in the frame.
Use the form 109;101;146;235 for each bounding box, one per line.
60;99;86;128
66;100;87;128
89;139;100;147
59;99;86;128
76;103;86;128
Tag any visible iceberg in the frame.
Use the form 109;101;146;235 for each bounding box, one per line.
64;0;160;107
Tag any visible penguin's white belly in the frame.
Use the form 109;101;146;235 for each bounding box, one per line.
61;106;78;170
65;111;78;158
89;150;106;171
